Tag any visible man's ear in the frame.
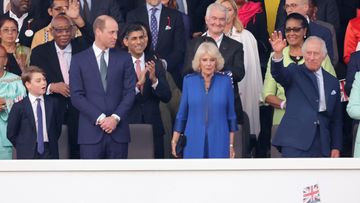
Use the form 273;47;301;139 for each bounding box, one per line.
48;8;53;16
123;38;128;47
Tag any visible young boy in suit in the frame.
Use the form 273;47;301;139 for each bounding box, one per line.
7;66;62;159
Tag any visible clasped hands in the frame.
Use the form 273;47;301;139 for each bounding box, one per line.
97;116;118;134
136;60;157;88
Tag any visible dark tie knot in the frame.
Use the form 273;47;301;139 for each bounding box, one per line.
36;98;41;103
151;7;158;14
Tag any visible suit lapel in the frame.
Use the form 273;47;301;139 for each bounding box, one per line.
106;49;117;93
301;65;320;111
157;7;168;48
44;97;52;132
24;97;36;131
87;48;106;93
322;68;332;109
219;36;230;62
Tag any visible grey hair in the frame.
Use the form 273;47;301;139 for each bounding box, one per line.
301;36;327;57
192;42;225;72
205;3;228;22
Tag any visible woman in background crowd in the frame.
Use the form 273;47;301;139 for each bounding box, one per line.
0;17;30;76
0;44;27;159
217;0;262;138
172;42;237;158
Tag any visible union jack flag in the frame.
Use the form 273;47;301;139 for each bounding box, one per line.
303;184;321;203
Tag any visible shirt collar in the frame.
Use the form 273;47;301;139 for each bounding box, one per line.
146;3;162;13
92;43;109;57
314;67;323;77
28;93;44;104
131;53;145;64
55;42;72;54
9;10;28;22
204;32;224;47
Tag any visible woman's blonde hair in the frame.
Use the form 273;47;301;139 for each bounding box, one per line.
216;0;244;33
192;42;224;72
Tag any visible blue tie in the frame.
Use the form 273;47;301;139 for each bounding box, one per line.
150;7;158;50
36;98;44;154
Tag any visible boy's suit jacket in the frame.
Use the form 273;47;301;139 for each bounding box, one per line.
7;96;62;159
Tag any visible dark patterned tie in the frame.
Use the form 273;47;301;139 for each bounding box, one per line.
82;0;91;22
100;51;107;91
150;7;158;50
36;98;44;154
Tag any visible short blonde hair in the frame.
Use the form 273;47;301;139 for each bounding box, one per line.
192;42;225;72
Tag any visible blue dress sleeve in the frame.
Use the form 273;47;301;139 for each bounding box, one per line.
173;76;189;132
226;76;238;132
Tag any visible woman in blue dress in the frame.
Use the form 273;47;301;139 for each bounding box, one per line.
171;42;238;158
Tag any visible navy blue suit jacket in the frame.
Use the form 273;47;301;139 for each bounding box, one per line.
7;96;62;159
271;59;342;156
70;47;136;144
126;5;186;87
127;54;171;131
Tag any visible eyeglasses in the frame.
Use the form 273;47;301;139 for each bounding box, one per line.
52;27;72;34
285;27;303;33
0;28;17;34
284;3;299;10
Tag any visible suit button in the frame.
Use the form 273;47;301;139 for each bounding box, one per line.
316;99;319;102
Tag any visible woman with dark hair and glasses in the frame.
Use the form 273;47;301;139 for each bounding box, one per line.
0;17;31;76
262;12;335;156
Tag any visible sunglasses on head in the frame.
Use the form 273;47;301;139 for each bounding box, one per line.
285;27;303;33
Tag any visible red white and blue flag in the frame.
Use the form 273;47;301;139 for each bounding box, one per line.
303;184;321;203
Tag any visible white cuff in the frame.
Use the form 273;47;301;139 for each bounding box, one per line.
272;56;284;63
111;114;121;122
161;59;167;70
151;78;159;89
96;113;106;124
280;100;286;109
46;83;52;95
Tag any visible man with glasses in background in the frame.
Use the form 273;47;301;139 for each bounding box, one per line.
31;0;90;49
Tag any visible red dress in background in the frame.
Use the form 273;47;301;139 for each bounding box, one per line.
344;9;360;64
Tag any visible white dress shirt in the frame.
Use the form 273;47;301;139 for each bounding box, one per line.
28;93;49;142
47;43;72;94
203;32;224;48
9;10;28;32
93;43;109;70
146;3;162;32
92;43;120;123
314;68;327;112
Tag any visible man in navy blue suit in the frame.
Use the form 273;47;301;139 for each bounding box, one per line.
70;15;136;159
270;33;342;157
126;0;185;88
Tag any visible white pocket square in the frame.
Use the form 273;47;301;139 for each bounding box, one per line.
331;90;337;95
